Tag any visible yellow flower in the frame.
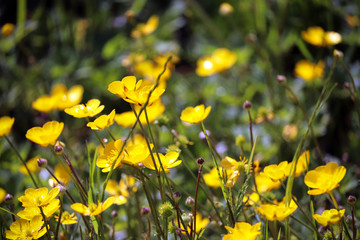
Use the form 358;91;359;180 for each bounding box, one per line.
243;192;260;206
5;215;47;240
262;161;289;181
255;107;274;124
294;60;325;82
304;162;346;195
57;211;78;225
219;3;234;16
71;197;115;216
64;99;104;118
49;164;71;186
17;199;60;220
301;26;342;47
55;211;78;225
1;23;15;37
193;213;210;233
313;209;345;226
123;137;153;166
0;188;6;203
0;116;15;137
255;174;281;193
196;48;237;77
346;15;360;28
18;187;60;208
256;198;297;221
87;109;116;131
108;76;165;106
131;15;159;38
220;156;249;187
106;179;129;205
114;100;165;128
32;84;84;113
96;140;125;172
19;156;41;176
286;151;310;177
180;104;211;124
25;121;64;147
142;152;182;173
282;124;298;141
223;222;262;240
203;167;224;188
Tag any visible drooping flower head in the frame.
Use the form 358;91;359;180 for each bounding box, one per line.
108;76;165;106
26;121;64;147
180;104;211;124
142;152;182;173
87;109;116;131
301;26;342;47
6;215;47;240
313;209;345;226
304;162;346;195
71;197;115;216
64;99;104;118
223;222;262;240
294;60;325;82
0;116;15;137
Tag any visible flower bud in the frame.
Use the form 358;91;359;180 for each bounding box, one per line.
243;100;252;110
37;158;48;168
197;157;205;165
318;225;328;233
235;135;246;146
344;82;350;89
159;202;174;218
181;213;192;227
4;194;13;204
185;196;195;207
173;192;181;203
277;75;286;84
111;210;118;218
141;206;150;217
156;115;169;127
347;195;357;205
54;141;65;155
56;185;66;196
333;49;343;61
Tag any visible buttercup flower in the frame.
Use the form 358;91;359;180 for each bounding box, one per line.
55;211;78;225
313;209;345;226
219;3;234;16
243;192;260;206
49;164;71;186
122;137;153;166
106;179;130;205
255;174;281;193
256;198;297;221
203;167;226;188
131;15;159;38
0;116;15;137
71;197;115;216
18;187;60;208
1;23;15;37
223;222;262;240
97;140;125;172
262;161;289;181
304;162;346;195
0;188;6;203
17;199;60;220
221;156;250;187
87;109;116;131
286;151;310;177
5;215;47;240
142;152;182;173
26;121;64;147
108;76;165;106
301;26;342;47
64;99;104;118
282;124;298;141
196;48;237;77
19;156;41;176
192;213;210;233
180;104;211;124
294;60;325;82
255;107;274;123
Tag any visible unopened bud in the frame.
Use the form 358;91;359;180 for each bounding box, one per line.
37;158;48;168
181;213;192;227
173;192;181;203
235;135;246;146
185;196;195;207
54;141;65;155
197;157;205;165
344;82;350;89
348;195;357;204
4;194;13;204
56;185;66;195
159;202;174;218
243;101;252;110
141;206;150;217
111;210;118;218
333;49;343;61
277;75;286;84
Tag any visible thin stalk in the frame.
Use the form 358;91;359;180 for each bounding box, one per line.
4;136;39;188
146;217;151;240
246;109;254;149
39;206;51;240
193;164;203;236
329;191;339;210
351;204;356;240
330;226;336;240
62;154;88;198
106;127;116;141
54;197;63;240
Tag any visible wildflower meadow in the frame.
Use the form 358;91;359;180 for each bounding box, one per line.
1;0;360;239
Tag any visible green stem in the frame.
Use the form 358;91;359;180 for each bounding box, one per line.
39;206;51;240
5;136;39;188
329;191;339;210
106;127;116;141
54;197;63;240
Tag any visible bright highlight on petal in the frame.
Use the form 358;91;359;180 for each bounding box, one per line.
301;26;342;47
196;48;237;77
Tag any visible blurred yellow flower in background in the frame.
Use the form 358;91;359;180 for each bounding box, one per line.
0;116;15;137
243;192;260;206
0;188;6;203
105;179;129;205
294;60;324;82
304;162;346;195
282;124;298;141
219;3;234;16
50;164;71;186
87;109;116;131
313;209;345;226
286;151;310;177
65;99;104;118
71;197;115;216
301;26;342;47
19;156;41;176
196;48;237;76
223;222;261;240
180;104;211;124
26;121;64;147
1;23;15;37
131;15;159;38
